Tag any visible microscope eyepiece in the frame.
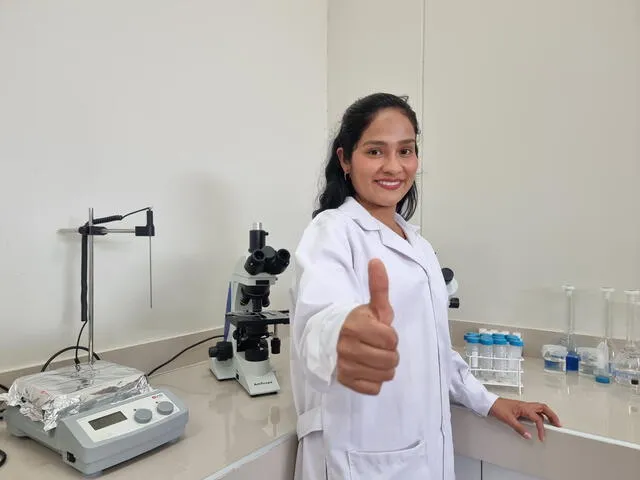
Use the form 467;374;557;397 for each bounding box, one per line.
244;249;266;275
265;248;290;275
441;267;454;285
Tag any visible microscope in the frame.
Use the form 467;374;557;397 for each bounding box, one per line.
442;267;460;309
209;222;290;396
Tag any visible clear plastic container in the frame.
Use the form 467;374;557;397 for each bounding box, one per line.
465;336;480;369
493;336;509;381
508;337;524;384
542;344;567;373
577;347;601;376
479;335;494;381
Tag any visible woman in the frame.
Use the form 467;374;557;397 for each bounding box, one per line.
289;93;561;480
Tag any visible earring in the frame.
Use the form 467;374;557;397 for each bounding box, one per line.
344;171;349;181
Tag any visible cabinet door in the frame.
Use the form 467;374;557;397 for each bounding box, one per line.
482;462;543;480
454;454;481;480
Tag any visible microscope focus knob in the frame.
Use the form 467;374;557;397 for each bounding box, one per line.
208;341;233;361
271;337;281;355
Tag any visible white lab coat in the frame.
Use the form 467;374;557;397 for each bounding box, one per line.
289;197;498;480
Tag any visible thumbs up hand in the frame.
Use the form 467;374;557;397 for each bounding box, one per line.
336;259;399;395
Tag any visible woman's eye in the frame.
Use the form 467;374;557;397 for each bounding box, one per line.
367;149;382;156
400;148;414;156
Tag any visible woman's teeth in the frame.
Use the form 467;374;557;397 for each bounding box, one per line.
376;180;402;190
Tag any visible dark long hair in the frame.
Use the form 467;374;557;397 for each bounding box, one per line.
313;93;420;220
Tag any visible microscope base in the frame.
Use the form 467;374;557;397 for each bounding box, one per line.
237;369;281;396
209;356;281;396
209;358;235;381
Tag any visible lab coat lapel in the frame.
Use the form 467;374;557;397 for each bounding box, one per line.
380;224;432;278
339;197;432;276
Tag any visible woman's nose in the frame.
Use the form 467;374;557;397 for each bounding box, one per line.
382;153;403;173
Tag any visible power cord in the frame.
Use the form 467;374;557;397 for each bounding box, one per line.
147;335;224;377
1;383;8;418
1;383;7;469
74;321;88;366
41;347;101;372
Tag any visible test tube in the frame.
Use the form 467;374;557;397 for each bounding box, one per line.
479;335;494;381
493;336;509;382
509;336;524;384
465;335;480;370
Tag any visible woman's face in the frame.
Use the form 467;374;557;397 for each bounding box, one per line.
338;108;419;215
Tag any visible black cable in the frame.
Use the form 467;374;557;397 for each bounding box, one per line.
74;321;88;366
147;335;224;377
1;383;7;425
121;206;151;219
41;346;100;372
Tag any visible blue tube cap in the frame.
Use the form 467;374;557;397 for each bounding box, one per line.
595;375;611;384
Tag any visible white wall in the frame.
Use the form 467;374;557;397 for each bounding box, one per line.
422;1;640;337
327;0;640;337
327;0;425;228
0;0;327;370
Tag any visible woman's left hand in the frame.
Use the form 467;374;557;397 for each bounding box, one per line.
488;398;562;441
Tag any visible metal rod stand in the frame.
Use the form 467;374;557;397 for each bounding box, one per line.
88;208;95;365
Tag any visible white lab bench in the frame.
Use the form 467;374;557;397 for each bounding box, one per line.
2;340;640;479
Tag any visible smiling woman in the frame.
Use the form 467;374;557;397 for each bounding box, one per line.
289;93;561;480
337;108;419;239
313;93;420;228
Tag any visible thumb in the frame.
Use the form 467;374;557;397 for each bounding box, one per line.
368;258;393;325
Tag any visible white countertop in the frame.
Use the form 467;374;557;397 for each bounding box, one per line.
0;344;296;480
3;342;640;479
488;359;640;444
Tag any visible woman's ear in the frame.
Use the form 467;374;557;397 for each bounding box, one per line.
337;147;348;174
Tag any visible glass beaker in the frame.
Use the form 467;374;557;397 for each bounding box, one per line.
613;290;640;386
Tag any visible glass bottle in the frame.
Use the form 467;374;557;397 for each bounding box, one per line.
562;285;580;371
599;287;618;375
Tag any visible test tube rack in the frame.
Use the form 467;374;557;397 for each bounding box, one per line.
464;353;524;395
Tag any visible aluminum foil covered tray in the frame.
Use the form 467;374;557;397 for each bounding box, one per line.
0;361;151;431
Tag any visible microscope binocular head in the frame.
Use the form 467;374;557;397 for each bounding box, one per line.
244;246;290;276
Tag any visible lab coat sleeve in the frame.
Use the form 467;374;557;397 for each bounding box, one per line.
449;349;499;417
291;213;362;392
